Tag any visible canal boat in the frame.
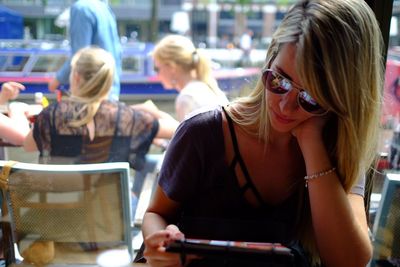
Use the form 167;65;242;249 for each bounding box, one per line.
0;40;260;101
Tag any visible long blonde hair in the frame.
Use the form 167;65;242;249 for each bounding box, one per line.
227;0;384;262
68;46;115;127
153;34;224;98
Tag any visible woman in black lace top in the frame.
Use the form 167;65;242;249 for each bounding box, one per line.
23;46;178;169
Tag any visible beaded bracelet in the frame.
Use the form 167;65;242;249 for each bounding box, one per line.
304;167;336;187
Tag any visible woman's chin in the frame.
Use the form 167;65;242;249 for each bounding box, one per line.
162;84;174;90
269;115;296;133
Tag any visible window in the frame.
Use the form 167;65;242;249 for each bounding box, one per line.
31;55;67;73
2;54;30;72
122;56;142;75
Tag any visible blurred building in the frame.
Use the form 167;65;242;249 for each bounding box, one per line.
0;0;297;47
0;5;23;39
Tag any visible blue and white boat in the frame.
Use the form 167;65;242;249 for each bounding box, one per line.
0;40;260;101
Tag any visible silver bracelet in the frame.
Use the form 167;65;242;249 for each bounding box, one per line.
304;167;336;187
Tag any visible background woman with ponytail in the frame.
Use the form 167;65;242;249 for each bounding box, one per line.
153;34;228;122
23;46;178;169
132;35;228;211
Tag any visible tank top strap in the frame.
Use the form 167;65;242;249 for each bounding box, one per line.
222;106;265;206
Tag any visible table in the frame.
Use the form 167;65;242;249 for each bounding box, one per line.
0;139;18;160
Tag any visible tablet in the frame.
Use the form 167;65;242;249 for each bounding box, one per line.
165;238;294;263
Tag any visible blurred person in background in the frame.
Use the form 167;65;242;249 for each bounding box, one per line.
49;0;122;101
131;34;230;210
25;46;177;167
239;29;253;67
153;34;229;122
24;47;178;219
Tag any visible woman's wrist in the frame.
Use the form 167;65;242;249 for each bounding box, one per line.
0;93;8;105
297;134;324;156
297;136;333;173
304;167;336;187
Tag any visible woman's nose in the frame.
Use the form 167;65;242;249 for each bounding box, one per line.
279;90;299;114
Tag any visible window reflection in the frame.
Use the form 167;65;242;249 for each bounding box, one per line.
2;55;30;72
122;56;142;74
31;55;67;73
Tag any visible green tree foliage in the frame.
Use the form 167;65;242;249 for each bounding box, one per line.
238;0;251;5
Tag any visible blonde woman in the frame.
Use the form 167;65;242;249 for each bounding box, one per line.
24;46;178;169
153;34;228;122
132;34;229;202
141;1;383;266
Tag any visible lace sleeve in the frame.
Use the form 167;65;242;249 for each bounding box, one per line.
118;107;159;170
33;104;55;155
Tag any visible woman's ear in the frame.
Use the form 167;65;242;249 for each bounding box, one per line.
70;70;80;90
169;63;178;74
71;71;81;84
73;71;81;84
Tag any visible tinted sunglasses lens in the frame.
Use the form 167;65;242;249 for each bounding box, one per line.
264;69;325;114
154;66;159;73
265;70;291;94
298;91;324;114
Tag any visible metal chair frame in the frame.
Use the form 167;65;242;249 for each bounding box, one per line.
0;161;132;266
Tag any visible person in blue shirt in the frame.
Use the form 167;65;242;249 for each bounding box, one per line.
49;0;122;101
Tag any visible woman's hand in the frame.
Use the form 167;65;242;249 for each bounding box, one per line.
144;224;185;267
0;82;25;104
291;114;330;146
48;78;60;92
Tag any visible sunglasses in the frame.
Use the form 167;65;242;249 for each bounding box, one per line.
153;66;160;73
262;68;326;115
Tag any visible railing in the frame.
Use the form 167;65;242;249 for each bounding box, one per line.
0;0;155;8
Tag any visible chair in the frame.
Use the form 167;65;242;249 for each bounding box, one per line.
0;160;132;266
370;172;400;267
